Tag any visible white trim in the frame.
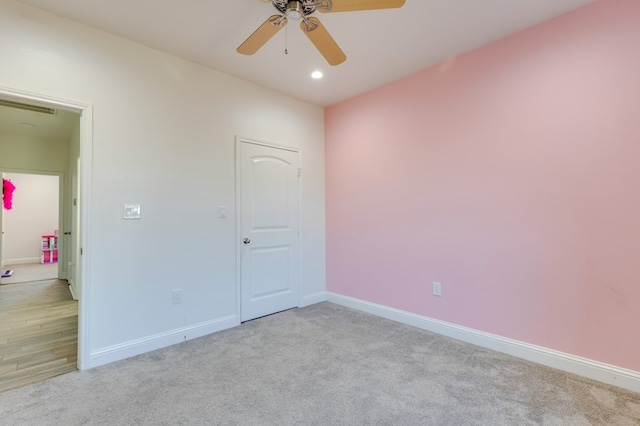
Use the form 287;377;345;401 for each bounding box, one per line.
77;105;93;370
326;292;640;394
67;279;78;300
0;86;93;371
234;139;242;324
3;257;41;265
235;135;300;153
300;291;327;307
0;88;85;114
88;315;238;369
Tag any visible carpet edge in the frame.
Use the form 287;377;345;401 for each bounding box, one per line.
326;292;640;394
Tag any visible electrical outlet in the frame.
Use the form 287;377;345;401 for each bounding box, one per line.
172;289;182;304
432;282;442;297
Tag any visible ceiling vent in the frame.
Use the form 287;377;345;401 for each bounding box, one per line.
0;99;56;115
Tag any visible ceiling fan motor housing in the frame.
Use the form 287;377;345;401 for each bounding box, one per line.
287;1;303;19
273;0;317;19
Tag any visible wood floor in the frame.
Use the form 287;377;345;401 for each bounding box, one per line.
0;279;78;393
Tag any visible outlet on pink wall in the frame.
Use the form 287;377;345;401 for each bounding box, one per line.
325;0;640;372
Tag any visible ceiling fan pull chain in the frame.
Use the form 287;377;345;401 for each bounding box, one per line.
285;23;288;55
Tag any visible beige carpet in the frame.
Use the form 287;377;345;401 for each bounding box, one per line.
0;262;58;285
0;302;638;425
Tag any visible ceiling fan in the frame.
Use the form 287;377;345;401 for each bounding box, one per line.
237;0;406;66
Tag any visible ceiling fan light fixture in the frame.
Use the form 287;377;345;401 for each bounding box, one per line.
285;1;303;20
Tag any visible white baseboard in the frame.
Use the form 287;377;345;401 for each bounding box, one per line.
88;315;238;369
300;291;327;307
67;280;78;300
326;292;640;394
4;257;40;265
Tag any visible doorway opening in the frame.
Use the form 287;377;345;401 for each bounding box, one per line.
0;87;92;390
1;172;60;283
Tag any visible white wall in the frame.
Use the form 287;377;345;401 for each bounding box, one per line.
0;0;326;367
0;133;70;172
2;173;59;264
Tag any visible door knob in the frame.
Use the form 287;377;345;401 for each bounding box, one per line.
243;238;251;244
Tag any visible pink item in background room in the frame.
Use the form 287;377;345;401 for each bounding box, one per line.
2;178;15;210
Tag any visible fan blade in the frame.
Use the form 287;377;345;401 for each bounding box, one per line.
237;15;287;55
317;0;405;13
300;17;346;66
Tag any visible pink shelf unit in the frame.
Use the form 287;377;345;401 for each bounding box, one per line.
40;234;58;264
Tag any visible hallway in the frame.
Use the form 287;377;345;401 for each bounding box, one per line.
0;276;77;393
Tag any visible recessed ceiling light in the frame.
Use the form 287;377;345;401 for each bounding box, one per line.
311;71;323;79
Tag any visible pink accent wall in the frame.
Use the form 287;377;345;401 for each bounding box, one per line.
325;0;640;372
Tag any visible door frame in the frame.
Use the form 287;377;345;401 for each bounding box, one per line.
0;86;93;370
235;136;301;322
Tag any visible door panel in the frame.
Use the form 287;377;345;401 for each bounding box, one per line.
239;141;299;322
249;246;291;298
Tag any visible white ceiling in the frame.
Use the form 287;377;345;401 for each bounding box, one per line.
15;0;595;108
3;0;594;141
0;103;78;141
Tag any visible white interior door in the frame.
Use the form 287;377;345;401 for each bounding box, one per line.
239;140;300;322
67;156;80;299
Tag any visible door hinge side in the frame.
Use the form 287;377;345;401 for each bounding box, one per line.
297;168;301;178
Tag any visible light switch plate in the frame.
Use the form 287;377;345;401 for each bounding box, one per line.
219;205;229;218
124;204;141;219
